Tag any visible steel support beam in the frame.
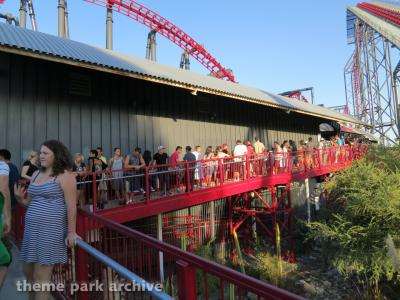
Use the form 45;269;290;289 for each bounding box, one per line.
64;0;69;39
27;0;37;31
106;6;113;50
19;0;26;28
58;0;66;37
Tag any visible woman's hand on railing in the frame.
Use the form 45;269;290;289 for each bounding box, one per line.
65;232;82;248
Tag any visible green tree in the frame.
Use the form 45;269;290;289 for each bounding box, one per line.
307;146;400;294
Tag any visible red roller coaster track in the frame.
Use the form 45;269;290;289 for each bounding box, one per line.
357;2;400;26
84;0;236;82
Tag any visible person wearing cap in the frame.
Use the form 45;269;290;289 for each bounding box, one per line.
153;146;170;196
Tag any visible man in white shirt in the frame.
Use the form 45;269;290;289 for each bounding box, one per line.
233;140;247;181
234;140;248;157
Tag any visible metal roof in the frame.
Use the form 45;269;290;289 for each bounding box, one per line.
341;124;379;142
0;22;365;125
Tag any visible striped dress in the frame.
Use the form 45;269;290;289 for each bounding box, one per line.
20;175;68;265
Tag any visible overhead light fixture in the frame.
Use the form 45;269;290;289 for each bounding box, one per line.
191;89;198;96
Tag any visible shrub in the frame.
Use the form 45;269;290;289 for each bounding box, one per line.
307;146;400;293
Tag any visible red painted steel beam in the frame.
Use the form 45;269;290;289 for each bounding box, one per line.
99;162;353;224
357;2;400;27
84;0;236;82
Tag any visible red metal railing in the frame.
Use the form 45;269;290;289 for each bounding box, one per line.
78;144;367;215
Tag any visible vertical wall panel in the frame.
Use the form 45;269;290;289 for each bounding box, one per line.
118;79;129;155
165;87;177;153
110;88;121;153
127;82;140;151
70;96;82;156
90;103;101;149
0;53;9;147
158;84;170;151
8;56;23;162
21;59;36;155
145;85;155;153
80;93;92;159
35;63;48;150
100;76;112;156
59;73;71;150
46;65;60;141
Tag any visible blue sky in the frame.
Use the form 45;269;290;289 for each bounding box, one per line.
1;0;359;107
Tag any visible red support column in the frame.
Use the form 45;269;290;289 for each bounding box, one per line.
286;183;295;262
228;196;233;235
176;260;197;300
76;215;89;300
270;186;277;244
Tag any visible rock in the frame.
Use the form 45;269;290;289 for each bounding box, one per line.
321;280;332;288
297;279;318;295
303;282;318;295
296;279;306;286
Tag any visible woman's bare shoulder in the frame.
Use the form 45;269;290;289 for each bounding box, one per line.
58;170;76;183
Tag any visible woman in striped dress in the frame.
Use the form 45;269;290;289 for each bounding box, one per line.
15;140;80;300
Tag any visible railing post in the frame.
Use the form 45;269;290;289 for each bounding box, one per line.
145;167;150;204
76;215;89;300
218;158;224;186
176;260;197;300
245;154;250;179
269;152;273;176
185;161;190;193
92;172;97;213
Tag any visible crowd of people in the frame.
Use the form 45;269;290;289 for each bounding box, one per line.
0;134;366;210
54;135;364;208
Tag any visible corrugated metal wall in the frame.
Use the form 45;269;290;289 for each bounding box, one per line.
0;52;323;168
